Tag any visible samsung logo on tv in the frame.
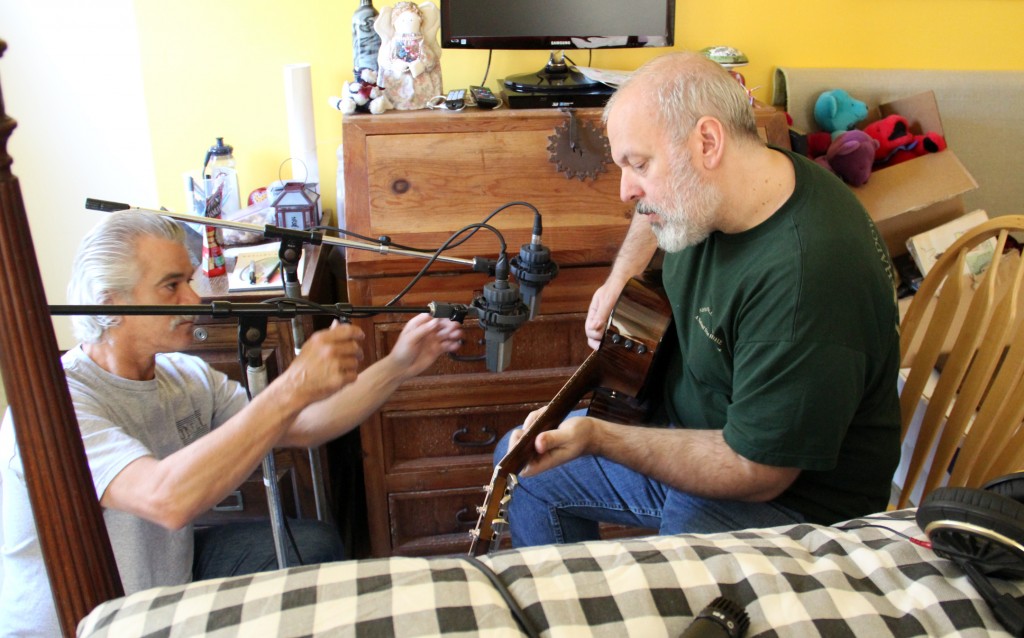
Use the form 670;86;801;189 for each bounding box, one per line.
550;40;571;46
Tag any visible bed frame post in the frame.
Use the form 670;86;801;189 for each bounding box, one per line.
0;38;122;636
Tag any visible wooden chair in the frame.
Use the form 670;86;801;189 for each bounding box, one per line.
894;214;1024;509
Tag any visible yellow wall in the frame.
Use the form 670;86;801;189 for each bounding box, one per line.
134;0;1024;221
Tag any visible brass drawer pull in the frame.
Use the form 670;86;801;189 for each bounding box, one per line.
451;426;497;448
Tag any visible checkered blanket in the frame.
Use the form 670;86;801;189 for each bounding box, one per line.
78;509;1024;637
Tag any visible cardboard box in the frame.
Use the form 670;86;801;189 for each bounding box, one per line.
850;91;978;257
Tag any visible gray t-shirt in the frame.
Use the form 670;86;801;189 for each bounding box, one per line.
0;347;248;637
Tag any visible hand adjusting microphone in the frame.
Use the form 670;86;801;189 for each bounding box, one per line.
510;213;558;320
472;255;529;373
680;597;750;638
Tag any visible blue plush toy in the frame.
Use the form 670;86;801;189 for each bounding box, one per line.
813;89;868;139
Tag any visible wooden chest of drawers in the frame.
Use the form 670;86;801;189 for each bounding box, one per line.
341;106;790;557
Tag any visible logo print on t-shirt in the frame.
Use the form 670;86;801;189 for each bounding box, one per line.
175;409;205;446
695;306;724;352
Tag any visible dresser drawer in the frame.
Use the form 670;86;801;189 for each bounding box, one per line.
381;404;536;475
386;484;649;555
388;486;497;556
342;109;632;277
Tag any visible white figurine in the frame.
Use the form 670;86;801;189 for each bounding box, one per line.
374;2;442;110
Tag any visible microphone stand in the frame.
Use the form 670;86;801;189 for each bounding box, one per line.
263;227;328;524
236;314;290;568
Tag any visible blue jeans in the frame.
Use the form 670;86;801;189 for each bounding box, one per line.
193;518;344;580
494;413;805;547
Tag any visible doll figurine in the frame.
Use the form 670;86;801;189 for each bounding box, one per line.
374;2;442;110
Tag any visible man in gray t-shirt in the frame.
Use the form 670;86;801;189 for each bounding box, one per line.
0;211;464;637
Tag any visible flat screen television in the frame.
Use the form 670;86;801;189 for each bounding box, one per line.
440;0;676;94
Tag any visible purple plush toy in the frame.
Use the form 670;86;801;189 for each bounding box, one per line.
814;129;879;187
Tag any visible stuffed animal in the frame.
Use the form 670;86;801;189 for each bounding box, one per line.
329;68;393;115
805;131;833;158
813;89;869;139
813;129;879;187
864;114;947;168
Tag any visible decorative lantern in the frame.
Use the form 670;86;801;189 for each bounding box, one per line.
271;181;319;230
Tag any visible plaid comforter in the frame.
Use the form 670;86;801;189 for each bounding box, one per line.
78;509;1024;637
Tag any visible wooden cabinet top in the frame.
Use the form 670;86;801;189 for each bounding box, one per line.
341;108;629;278
339;106;789;279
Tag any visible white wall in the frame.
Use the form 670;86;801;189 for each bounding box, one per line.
0;0;158;350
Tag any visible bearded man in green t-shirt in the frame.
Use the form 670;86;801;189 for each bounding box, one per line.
496;51;901;546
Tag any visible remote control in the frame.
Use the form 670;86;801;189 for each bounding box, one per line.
470;85;500;109
445;89;466;110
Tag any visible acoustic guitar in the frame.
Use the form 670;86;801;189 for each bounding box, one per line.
468;273;673;556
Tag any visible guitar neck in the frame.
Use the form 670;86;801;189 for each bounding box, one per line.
467;353;600;556
468;274;671;556
497;351;600;475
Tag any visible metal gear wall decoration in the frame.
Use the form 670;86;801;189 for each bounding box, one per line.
547;109;612;181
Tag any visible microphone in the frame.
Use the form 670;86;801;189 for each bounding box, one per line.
510;213;558;320
472;254;529;373
680;597;750;638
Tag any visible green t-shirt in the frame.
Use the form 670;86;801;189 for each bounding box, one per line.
660;149;901;524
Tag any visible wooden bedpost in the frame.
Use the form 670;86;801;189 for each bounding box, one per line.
0;38;122;635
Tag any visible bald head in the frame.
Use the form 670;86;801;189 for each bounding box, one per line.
604;51;759;145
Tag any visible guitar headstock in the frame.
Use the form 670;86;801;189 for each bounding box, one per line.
468;467;516;556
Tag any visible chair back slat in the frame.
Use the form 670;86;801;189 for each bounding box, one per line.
895;215;1024;509
949;246;1024;485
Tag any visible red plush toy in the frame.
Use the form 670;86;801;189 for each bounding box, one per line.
863;114;947;169
887;131;948;166
805;131;833;159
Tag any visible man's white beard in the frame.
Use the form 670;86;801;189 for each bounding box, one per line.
638;151;722;253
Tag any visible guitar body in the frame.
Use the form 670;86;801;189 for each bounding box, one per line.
468;273;672;555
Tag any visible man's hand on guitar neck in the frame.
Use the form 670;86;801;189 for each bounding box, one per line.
511;406;599;477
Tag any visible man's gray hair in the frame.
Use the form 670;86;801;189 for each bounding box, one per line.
67;211;187;343
604;51;759;145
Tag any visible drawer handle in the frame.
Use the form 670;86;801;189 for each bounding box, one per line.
447;352;485;363
455;507;478;527
452;426;497;448
448;338;486;364
211;490;244;512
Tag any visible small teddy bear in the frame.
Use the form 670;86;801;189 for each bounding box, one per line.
813;89;868;139
329;68;393;115
813;129;879;187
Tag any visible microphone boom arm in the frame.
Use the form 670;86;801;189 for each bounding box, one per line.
49;301;471;323
84;198;477;269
